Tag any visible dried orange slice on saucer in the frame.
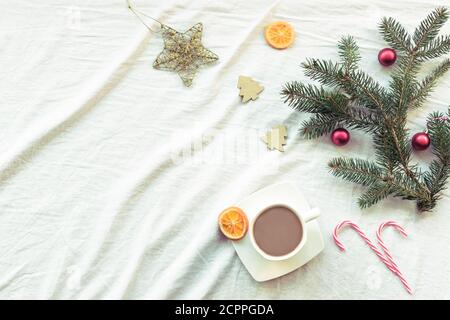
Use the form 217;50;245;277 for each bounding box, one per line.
218;207;248;240
264;21;295;49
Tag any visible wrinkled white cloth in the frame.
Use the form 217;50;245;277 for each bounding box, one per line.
0;0;449;299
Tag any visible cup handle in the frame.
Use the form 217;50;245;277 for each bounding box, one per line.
304;207;320;223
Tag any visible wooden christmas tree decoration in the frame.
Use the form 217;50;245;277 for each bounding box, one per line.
238;76;264;103
262;125;287;152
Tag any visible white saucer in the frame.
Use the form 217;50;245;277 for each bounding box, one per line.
233;182;324;282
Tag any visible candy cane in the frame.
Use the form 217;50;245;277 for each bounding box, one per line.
333;220;399;274
377;221;413;294
376;221;407;269
333;220;412;294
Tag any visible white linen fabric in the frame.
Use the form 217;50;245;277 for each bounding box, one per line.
0;0;449;299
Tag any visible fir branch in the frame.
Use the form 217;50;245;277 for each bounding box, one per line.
328;158;385;186
389;54;420;116
391;170;427;200
422;160;448;209
345;69;389;112
373;128;402;169
427;108;450;162
281;82;341;114
371;50;426;197
413;7;449;50
358;171;426;209
417;35;450;60
387;8;449;120
358;183;394;208
300;114;340;139
303;58;389;112
338;36;361;72
410;59;450;109
302;59;344;88
341;107;380;133
283;8;450;212
281;81;380;133
385;38;426;185
423;109;450;209
379;17;412;53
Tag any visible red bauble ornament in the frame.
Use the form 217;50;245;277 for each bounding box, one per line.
378;48;397;66
331;128;350;146
411;132;431;151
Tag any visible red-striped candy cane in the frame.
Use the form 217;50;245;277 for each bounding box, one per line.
333;220;413;295
376;221;413;294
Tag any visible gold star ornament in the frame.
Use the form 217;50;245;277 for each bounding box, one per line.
153;23;219;87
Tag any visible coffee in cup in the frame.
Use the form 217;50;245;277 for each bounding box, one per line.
249;204;320;261
253;206;303;257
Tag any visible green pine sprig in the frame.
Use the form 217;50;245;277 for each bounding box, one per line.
281;7;450;212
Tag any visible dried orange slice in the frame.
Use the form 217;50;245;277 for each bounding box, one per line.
264;21;295;49
218;207;248;240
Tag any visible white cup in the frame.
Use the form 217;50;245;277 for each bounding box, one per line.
249;205;320;261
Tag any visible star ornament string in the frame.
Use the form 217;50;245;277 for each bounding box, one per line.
127;0;219;87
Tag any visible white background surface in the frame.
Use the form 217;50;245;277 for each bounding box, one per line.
0;0;449;299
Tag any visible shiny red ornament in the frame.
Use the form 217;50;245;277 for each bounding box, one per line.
378;48;397;66
331;128;350;146
411;132;431;151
